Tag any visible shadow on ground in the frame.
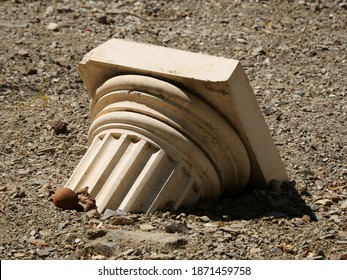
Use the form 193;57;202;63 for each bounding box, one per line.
179;181;316;221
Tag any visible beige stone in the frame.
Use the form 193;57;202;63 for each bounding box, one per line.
65;39;288;213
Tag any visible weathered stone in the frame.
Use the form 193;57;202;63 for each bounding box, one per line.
47;22;58;31
340;200;347;209
65;39;288;214
315;199;334;206
109;216;134;225
86;229;108;240
164;222;189;234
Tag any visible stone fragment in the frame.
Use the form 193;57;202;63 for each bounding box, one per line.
271;247;283;255
309;204;320;211
57;142;69;150
252;46;266;56
37;247;54;257
198;216;210;222
57;222;67;231
86;229;108;240
219;226;241;234
225;251;239;258
91;254;106;260
164;222;189;234
17;49;29;57
340;200;347;209
315;199;333;206
47;22;59;31
45;6;54;15
292;218;304;227
13;252;26;258
109;216;134;226
101;209;118;220
149;253;173;260
29;239;49;246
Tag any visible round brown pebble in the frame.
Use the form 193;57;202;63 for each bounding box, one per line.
53;188;79;210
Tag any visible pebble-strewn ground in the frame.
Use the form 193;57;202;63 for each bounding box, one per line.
0;0;346;260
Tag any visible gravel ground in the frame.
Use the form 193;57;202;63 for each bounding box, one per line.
0;0;346;260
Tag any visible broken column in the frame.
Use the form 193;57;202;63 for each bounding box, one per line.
65;39;288;213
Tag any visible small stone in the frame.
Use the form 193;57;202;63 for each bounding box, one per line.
236;38;247;44
39;230;50;236
55;57;70;68
139;224;156;231
57;222;67;231
13;252;26;258
187;214;197;221
86;229;108;240
315;199;333;206
45;6;54;15
225;251;239;258
271;247;283;255
47;22;59;31
101;209;118;220
17;49;29;57
148;253;172;260
29;238;49;247
37;248;53;257
17;169;30;176
252;46;266;56
198;216;210;222
330;214;339;221
292;218;304;227
58;142;69;150
164;222;189;234
116;209;128;216
92;254;106;260
109;216;134;226
340;200;347;209
309;204;320;211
